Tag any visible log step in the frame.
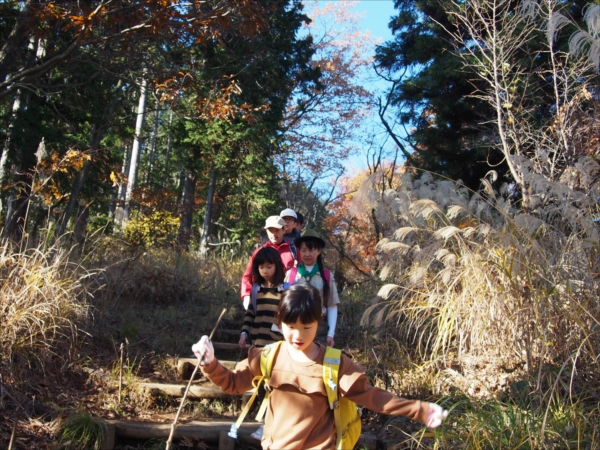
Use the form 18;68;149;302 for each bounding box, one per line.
104;419;380;449
164;358;238;380
140;382;253;401
105;419;261;448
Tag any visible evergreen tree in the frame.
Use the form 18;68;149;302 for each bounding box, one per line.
376;0;505;188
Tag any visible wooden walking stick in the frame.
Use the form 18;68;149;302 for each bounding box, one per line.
165;307;228;450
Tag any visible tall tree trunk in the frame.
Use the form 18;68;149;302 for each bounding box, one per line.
0;93;21;194
145;106;159;185
177;169;196;250
124;76;148;223
56;79;123;239
109;144;125;219
114;143;130;222
74;201;89;249
2;174;32;244
55;159;92;239
199;169;217;258
163;109;173;188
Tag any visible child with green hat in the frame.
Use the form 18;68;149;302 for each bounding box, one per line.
286;229;339;346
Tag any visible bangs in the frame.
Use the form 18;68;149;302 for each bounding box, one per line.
278;284;322;325
298;237;324;250
254;247;282;266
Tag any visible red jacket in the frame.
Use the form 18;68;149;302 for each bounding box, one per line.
240;240;298;298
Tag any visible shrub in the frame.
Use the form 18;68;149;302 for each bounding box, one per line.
361;168;600;389
0;242;93;387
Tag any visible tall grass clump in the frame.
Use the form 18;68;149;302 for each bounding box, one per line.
0;240;94;399
360;163;600;391
86;239;250;356
58;411;107;450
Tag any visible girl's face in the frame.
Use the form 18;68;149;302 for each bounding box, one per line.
281;318;318;354
258;262;276;283
299;243;322;267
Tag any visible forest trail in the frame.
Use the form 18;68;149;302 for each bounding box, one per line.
100;334;382;449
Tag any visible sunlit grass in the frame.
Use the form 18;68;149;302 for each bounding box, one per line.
58;411;107;450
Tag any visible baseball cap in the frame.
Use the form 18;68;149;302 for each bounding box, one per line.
264;216;285;229
279;208;297;219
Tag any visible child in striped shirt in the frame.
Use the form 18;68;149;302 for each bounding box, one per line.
239;246;289;348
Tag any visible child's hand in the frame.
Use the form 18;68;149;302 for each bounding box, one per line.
192;336;214;365
426;403;448;428
326;336;335;347
239;333;247;348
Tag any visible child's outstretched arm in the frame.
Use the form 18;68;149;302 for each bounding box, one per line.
339;358;448;428
191;336;260;395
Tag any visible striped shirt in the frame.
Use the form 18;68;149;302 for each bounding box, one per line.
241;285;284;347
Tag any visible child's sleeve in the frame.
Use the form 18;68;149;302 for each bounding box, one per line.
327;273;341;307
241;302;256;337
337;356;429;425
201;347;262;395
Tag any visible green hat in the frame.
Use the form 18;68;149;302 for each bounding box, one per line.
294;228;325;248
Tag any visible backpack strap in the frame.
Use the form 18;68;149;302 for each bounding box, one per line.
324;268;330;284
288;267;298;285
250;283;260;314
323;346;343;450
255;341;283;422
289;242;298;266
228;342;282;439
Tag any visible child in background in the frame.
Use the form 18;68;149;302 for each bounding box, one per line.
193;285;448;450
239;246;287;348
238;246;288;440
287;229;338;346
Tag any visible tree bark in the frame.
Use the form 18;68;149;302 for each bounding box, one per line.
0;94;22;194
55;159;92;239
145;106;159;185
199;169;217;258
56;79;123;238
163;109;173;188
124;76;148;223
177;169;197;250
74;201;89;248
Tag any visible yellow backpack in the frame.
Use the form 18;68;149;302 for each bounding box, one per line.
228;341;362;450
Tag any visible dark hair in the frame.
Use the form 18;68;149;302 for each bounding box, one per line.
277;284;322;325
296;239;330;306
296;212;304;225
252;247;285;286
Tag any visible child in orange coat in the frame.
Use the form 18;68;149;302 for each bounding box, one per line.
193;285;448;449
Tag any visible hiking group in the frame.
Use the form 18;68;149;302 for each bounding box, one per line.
192;208;449;449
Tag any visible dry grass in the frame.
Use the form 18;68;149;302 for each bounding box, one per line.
355;167;600;446
86;242;248;357
0;240;93;388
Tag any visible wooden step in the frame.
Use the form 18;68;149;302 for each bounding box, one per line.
104;419;379;449
140;382;253;401
105;419;261;447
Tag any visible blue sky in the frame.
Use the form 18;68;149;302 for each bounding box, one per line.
341;1;401;174
356;0;396;47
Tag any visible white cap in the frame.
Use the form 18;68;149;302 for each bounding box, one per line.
264;216;285;229
279;208;297;219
